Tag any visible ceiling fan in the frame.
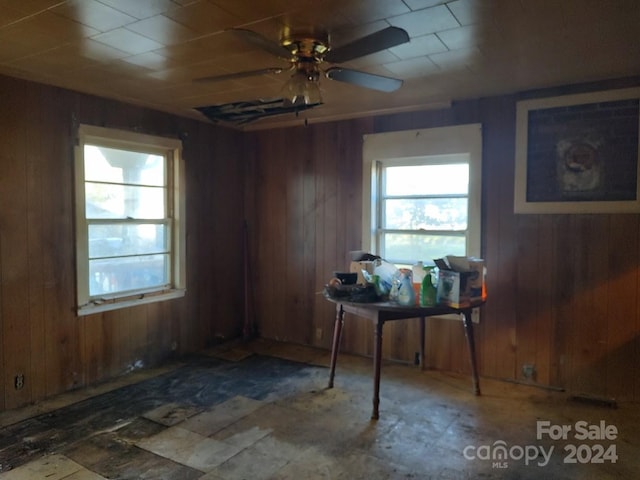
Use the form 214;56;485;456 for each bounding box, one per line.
194;25;410;108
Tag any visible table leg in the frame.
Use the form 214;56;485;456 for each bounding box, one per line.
419;316;425;370
461;309;481;395
328;304;345;389
372;317;383;420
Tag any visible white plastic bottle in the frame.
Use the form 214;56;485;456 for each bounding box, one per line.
412;261;425;305
397;270;415;306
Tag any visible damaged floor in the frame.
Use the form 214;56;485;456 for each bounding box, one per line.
0;339;638;479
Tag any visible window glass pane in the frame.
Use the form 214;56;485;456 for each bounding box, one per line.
384;164;468;195
89;254;169;296
384;198;467;230
85;183;165;219
89;224;168;258
383;233;466;263
84;145;165;186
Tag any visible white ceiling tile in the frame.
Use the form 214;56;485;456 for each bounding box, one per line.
428;46;482;70
436;25;477;51
383;56;440;78
403;0;447;10
51;0;137;32
92;28;166;55
388;5;460;37
97;0;179;19
389;34;448;59
120;52;170;70
125;15;199;45
446;0;494;26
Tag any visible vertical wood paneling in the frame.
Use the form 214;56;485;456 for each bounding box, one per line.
80;313;105;385
515;215;540;383
554;214;576;389
26;83;47;402
449;317;467;373
302;126;317;345
588;216;611;396
0;74;245;412
255;129;288;341
607;215;639;401
43;86;81;395
285;127;310;344
310;125;328;348
145;301;173;366
480;96;518;381
0;76;32;410
248;85;640;403
243;134;259;340
317;124;341;346
426;318;450;369
566;215;609;396
535;216;556;386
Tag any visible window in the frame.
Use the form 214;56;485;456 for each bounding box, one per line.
75;125;186;315
363;124;482;265
376;158;470;265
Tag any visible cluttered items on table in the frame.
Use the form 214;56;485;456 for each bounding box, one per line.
324;251;486;306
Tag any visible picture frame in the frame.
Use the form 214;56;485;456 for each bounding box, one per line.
514;87;640;213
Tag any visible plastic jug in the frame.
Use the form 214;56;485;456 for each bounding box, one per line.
412;261;425;305
397;269;415;306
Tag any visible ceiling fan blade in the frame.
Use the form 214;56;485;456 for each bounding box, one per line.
325;67;403;92
194;67;284;83
324;26;409;63
229;28;292;60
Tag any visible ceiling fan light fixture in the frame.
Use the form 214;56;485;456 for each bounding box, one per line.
281;63;322;107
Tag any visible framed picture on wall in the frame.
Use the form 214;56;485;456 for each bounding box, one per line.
514;87;640;213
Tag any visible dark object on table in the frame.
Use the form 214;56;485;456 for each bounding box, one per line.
324;284;378;303
349;251;381;262
333;272;357;285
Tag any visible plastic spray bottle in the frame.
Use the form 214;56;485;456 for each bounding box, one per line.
420;266;437;307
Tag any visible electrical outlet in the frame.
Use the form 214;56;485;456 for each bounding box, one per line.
14;374;24;390
315;328;322;341
522;364;536;380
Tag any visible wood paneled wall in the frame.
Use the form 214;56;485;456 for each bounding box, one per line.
246;86;640;402
2;72;639;414
0;75;245;412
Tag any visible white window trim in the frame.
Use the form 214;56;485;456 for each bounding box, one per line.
362;124;483;258
74;125;186;316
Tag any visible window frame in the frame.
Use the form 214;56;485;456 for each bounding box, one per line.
74;124;186;316
362;124;483;260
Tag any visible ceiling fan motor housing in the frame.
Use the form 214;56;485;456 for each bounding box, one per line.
281;29;330;61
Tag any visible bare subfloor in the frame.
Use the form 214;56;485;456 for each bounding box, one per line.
0;339;637;479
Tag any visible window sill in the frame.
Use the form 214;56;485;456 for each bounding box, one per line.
77;288;186;316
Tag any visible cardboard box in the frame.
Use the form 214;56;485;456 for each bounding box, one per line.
436;270;473;308
467;258;486;301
